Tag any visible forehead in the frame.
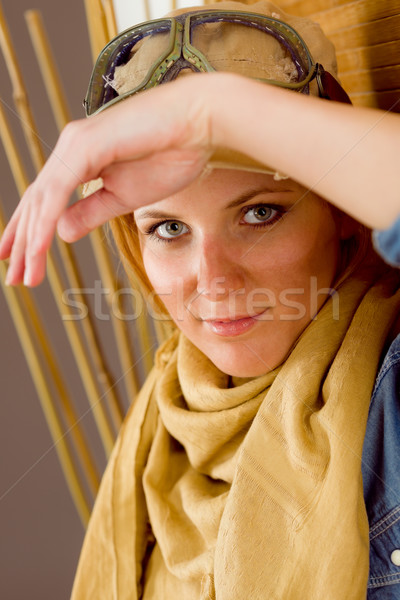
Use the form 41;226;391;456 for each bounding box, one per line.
134;169;312;222
192;168;295;192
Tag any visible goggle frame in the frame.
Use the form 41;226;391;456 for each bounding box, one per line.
84;10;349;116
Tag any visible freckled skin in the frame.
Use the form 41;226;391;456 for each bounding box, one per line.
135;170;341;377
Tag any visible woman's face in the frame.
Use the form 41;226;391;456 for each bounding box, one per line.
135;170;342;377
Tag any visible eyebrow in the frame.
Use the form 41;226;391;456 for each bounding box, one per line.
134;208;177;221
135;187;293;221
225;187;292;209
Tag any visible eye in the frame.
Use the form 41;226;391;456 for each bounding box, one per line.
155;220;189;239
242;205;279;225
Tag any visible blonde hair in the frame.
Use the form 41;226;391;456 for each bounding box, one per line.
109;214;170;317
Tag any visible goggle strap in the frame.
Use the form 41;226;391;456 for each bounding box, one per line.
316;64;352;104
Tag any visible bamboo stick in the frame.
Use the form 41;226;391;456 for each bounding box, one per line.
0;210;101;501
349;89;400;111
24;11;70;133
280;0;400;23
58;237;126;433
326;15;400;52
0;2;46;172
84;0;111;62
337;40;400;73
309;4;400;36
341;65;400;95
0;266;91;526
0;203;95;524
153;318;175;346
0;100;101;497
25;8;125;433
0;47;116;457
128;278;157;376
29;291;102;498
45;255;116;455
0;99;29;195
0;0;157;522
143;0;151;21
89;230;139;418
0;272;92;526
18;284;100;499
102;0;118;39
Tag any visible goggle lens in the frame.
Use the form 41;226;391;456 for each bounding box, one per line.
86;20;174;115
190;19;306;83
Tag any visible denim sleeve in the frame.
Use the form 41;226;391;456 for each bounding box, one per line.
362;334;400;598
373;216;400;268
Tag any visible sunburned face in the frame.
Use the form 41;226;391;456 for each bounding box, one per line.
135;170;342;377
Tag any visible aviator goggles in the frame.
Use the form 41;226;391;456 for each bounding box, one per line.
84;10;351;117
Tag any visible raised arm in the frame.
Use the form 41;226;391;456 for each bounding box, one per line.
0;72;399;286
211;74;400;230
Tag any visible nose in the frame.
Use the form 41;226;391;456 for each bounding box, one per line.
196;239;246;301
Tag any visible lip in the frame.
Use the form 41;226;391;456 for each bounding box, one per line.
202;309;269;337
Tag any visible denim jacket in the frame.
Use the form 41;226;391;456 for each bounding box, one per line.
361;220;400;598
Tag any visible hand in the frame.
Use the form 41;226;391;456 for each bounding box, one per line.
0;74;215;286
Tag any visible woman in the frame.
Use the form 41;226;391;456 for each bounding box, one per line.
1;1;400;598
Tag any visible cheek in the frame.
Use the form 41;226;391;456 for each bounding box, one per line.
142;245;182;286
141;247;194;316
247;217;340;305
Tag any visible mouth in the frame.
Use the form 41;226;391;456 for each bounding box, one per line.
202;309;269;337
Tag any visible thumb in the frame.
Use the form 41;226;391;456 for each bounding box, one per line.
57;185;127;242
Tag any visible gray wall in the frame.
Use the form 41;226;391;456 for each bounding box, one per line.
0;1;100;598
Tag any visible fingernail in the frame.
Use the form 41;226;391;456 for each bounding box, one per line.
5;269;13;286
23;263;32;287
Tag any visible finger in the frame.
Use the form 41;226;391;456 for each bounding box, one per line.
23;250;47;287
25;119;112;255
0;194;29;260
57;187;128;242
5;189;48;287
5;200;31;285
26;184;62;257
24;189;50;286
10;119;121;257
26;125;134;253
57;149;209;242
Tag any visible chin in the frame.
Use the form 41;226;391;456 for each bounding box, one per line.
207;344;282;378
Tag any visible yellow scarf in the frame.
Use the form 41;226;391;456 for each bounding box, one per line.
71;267;400;600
